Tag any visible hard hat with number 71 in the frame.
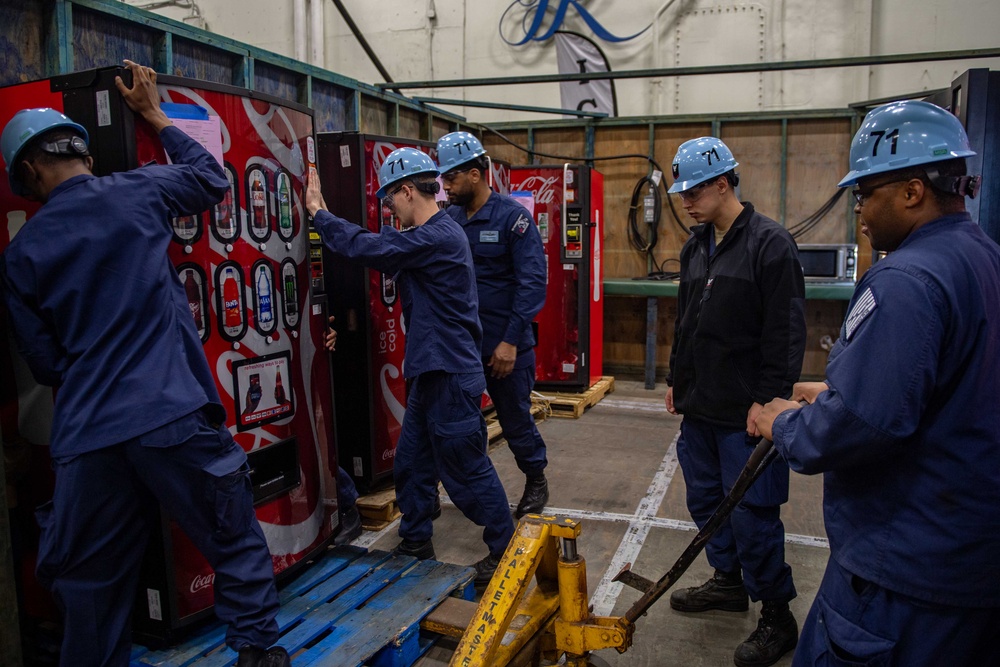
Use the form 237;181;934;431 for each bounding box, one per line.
376;147;439;198
838;100;975;188
668;137;739;194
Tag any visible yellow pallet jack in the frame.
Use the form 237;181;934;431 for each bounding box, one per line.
424;438;778;666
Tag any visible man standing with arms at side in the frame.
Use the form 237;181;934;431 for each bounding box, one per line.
0;61;289;666
437;132;550;518
756;100;999;666
665;137;805;667
306;149;515;586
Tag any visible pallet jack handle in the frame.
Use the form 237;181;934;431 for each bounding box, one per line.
615;437;779;624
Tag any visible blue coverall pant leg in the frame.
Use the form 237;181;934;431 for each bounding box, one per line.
484;349;547;477
36;409;280;666
676;417;796;602
794;559;1000;667
394;371;515;555
337;465;359;509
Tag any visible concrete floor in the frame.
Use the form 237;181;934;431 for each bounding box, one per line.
356;380;830;667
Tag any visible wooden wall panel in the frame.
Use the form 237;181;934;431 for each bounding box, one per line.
530;127;586;163
720;121;783;221
653;123;713;272
398;107;422;140
0;1;45;85
359;96;389;135
602;296;678;378
483;130;529;167
786;118;854;243
594;125;655;280
431;117;452;142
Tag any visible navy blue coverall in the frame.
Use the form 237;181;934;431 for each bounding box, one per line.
448;192;548;477
771;213;1000;666
312;208;515;555
1;126;280;664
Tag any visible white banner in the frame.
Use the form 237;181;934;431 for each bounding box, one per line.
555;31;616;118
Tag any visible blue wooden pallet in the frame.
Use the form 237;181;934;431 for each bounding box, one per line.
131;545;475;667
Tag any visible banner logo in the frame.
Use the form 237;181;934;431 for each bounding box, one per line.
500;0;648;45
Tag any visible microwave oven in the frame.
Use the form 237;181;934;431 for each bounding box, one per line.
797;243;857;283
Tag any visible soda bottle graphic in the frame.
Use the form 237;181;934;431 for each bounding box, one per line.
251;172;267;235
184;269;203;330
283;272;297;316
215;184;235;237
257;268;273;325
274;369;287;404
277;174;292;232
222;267;242;328
380;272;397;307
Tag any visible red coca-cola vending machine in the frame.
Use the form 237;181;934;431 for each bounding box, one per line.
510;165;604;390
0;67;338;643
315;133;439;493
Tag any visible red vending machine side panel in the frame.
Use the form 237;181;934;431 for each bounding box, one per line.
588;169;605;386
510;166;585;387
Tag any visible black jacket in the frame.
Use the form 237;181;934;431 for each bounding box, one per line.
668;203;806;429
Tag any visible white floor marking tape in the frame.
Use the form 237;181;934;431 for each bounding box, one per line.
588;430;680;616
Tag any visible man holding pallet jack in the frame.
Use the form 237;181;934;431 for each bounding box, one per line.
665;136;806;667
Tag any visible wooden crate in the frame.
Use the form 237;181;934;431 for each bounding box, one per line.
533;376;616;419
132;546;475;667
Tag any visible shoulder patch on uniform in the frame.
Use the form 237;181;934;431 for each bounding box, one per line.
844;287;877;341
511;214;531;236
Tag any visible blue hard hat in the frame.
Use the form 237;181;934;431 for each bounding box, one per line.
376;147;439;198
838;100;975;188
2;108;90;196
667;137;739;194
436;131;487;174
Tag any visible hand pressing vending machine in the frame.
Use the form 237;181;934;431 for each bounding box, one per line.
0;66;339;644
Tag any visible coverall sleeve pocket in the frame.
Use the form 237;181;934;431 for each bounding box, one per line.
814;596;895;666
206;460;255;541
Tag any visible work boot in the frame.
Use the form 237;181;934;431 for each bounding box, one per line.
670;569;749;613
733;601;799;667
333;505;362;546
392;538;436;560
515;474;549;518
236;646;291;667
472;551;504;588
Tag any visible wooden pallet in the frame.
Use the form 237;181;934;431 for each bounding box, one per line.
356;487;401;531
354;404;549;530
485;402;547;445
533;376;616;419
131;546;474;667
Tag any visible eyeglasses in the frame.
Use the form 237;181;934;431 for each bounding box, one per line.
852;178;908;206
382;183;407;210
441;167;473;184
677;180;714;202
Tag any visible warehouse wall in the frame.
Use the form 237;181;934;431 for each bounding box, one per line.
128;0;1000;122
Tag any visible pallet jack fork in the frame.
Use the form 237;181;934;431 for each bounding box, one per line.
435;438;778;667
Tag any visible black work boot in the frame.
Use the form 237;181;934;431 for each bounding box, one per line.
733;600;799;667
392;538;436;560
333;504;362;546
515;474;549;518
237;646;291;667
472;551;504;588
669;569;749;612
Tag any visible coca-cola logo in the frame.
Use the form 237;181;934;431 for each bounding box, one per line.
381;447;396;461
190;572;215;594
512;175;559;205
